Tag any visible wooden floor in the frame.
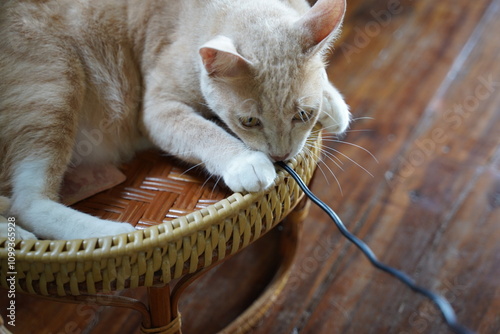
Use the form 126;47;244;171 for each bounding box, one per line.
1;0;499;333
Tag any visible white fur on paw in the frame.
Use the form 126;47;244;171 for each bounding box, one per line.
223;151;276;193
16;227;38;240
14;227;38;240
320;81;351;134
10;198;137;240
0;219;37;240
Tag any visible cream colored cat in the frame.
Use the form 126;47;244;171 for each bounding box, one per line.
0;0;350;240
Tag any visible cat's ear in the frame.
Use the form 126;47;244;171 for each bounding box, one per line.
296;0;346;54
199;35;252;78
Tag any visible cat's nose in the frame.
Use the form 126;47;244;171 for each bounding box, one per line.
270;153;290;162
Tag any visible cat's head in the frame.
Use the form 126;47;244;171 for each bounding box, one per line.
199;0;349;162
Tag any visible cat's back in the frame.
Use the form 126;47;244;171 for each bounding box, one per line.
1;1;89;35
0;0;163;172
0;0;133;46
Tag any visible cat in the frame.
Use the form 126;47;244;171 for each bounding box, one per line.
0;0;350;240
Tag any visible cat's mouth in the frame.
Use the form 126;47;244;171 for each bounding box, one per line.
269;153;291;162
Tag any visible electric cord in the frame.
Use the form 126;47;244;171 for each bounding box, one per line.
277;161;474;334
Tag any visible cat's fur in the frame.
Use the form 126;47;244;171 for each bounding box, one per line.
0;0;350;240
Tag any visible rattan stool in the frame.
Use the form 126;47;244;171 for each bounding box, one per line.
0;130;321;333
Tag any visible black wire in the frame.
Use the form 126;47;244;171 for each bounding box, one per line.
277;161;474;334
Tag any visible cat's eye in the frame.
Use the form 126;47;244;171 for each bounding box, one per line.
293;108;315;123
239;116;261;128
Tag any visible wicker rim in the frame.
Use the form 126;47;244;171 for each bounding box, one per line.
0;130;321;295
5;156;300;256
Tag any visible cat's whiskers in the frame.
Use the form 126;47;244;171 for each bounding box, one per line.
350;116;375;122
179;161;206;177
312;115;345;134
321;137;379;163
206;174;224;199
196;171;223;199
302;145;331;186
178;160;225;199
319;160;343;195
297;94;319;108
343;129;374;133
302;143;344;195
297;94;317;102
318;148;345;171
321;145;374;178
302;144;320;165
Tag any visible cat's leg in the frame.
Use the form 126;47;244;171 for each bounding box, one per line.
0;220;36;240
0;196;36;240
2;55;135;240
143;101;276;192
319;70;351;134
10;157;136;240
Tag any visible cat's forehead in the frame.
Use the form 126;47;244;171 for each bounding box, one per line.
231;24;325;112
247;36;324;84
252;57;323;113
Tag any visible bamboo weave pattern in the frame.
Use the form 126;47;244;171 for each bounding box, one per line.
0;131;321;297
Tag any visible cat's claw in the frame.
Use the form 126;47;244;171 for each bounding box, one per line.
223;151;276;193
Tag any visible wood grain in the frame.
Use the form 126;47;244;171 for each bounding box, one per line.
1;0;499;333
256;0;500;333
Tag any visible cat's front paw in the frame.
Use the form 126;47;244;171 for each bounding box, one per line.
319;81;351;134
0;219;38;240
223;151;276;193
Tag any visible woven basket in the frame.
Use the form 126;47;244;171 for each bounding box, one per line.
0;130;321;298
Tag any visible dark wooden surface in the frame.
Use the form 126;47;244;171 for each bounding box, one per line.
1;0;499;333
